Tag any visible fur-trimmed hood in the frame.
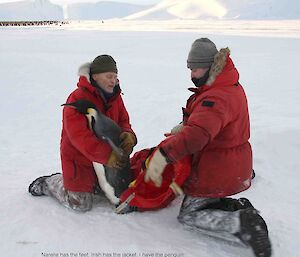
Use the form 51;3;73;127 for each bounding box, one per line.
78;62;92;83
206;47;232;86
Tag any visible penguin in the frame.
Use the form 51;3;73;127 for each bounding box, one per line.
62;99;132;205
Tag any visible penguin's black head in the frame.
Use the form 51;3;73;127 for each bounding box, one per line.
61;99;98;115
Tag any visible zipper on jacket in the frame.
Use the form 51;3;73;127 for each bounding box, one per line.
73;160;77;178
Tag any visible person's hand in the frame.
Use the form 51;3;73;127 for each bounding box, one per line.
119;132;136;155
144;148;168;187
106;150;128;169
164;123;183;137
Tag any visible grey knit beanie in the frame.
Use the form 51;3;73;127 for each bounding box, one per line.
187;38;218;69
90;54;118;74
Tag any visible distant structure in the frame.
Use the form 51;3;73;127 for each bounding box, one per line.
0;21;68;26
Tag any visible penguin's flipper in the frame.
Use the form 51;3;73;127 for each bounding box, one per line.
101;136;124;157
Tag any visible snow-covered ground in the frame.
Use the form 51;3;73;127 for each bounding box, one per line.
0;21;300;257
64;19;300;38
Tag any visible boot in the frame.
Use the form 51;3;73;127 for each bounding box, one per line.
28;173;61;196
235;208;271;257
238;197;254;209
206;197;254;212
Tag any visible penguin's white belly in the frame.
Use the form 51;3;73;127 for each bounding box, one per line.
92;162;120;205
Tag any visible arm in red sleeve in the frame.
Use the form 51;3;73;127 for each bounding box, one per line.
161;96;230;162
63;105;112;165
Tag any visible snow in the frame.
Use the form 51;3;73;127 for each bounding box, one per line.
0;0;63;21
0;0;149;21
62;20;300;39
1;0;300;20
167;0;227;19
124;0;300;20
219;0;300;20
1;21;300;257
125;0;227;20
66;2;149;20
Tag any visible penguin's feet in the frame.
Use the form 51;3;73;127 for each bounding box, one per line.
28;173;60;196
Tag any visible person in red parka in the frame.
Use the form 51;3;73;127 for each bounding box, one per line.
28;55;137;212
144;39;271;257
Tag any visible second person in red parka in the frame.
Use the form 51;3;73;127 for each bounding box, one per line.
144;38;271;257
28;55;137;212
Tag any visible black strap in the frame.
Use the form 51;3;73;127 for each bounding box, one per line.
159;147;172;164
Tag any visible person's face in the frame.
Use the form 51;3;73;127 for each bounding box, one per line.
92;72;118;93
190;67;210;79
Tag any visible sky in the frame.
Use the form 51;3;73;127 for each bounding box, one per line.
0;0;159;5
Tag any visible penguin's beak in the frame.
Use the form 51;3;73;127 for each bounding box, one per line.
61;103;77;109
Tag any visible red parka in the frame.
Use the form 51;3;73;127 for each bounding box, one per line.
60;66;136;192
161;48;253;198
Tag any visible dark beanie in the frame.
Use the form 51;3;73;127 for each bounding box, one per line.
187;38;218;69
90;55;118;74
